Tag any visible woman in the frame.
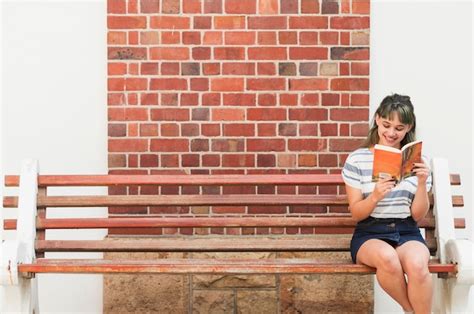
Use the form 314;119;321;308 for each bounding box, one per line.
342;94;432;314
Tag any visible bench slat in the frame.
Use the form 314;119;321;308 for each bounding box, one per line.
2;194;464;208
4;173;461;187
4;174;344;187
34;237;438;253
18;258;456;274
3;217;466;231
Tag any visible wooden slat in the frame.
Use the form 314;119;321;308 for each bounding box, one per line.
4;174;344;187
17;258;456;275
4;217;466;231
2;194;464;208
4;173;462;187
34;237;438;253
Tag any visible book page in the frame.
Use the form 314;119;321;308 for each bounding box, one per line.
401;141;422;179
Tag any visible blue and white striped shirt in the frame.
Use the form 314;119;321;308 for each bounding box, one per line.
342;148;432;218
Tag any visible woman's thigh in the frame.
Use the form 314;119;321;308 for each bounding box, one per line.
356;238;399;267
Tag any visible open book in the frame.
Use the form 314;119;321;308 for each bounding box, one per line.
372;140;423;183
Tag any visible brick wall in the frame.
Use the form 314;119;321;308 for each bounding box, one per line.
107;0;369;225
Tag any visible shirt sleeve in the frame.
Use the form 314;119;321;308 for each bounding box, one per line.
342;153;362;190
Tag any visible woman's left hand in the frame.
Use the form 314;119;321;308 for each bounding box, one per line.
412;161;430;185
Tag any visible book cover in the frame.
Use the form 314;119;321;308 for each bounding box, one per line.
372;140;423;183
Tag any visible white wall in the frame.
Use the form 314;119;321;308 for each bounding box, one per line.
1;0;472;313
371;1;473;312
1;0;107;312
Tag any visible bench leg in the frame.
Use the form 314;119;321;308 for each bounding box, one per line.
2;278;39;313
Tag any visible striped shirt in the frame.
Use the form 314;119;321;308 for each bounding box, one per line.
342;148;432;218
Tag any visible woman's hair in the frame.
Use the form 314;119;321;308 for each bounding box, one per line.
362;93;416;148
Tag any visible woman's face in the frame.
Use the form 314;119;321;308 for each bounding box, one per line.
375;113;412;148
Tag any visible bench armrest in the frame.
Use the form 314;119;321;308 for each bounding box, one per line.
446;239;474;285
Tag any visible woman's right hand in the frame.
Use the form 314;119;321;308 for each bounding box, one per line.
370;176;396;203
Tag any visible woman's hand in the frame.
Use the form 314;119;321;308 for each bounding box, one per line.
370;176;396;203
412;161;430;185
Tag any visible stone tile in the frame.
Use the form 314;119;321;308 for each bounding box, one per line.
193;290;234;314
193;274;276;289
237;290;278;314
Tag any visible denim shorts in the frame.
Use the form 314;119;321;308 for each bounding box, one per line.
350;216;427;263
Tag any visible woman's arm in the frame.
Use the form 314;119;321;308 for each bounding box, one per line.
410;161;431;221
346;176;396;221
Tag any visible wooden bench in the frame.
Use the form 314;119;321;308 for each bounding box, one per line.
1;158;473;313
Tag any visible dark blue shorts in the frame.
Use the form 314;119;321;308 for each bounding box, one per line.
350;216;428;263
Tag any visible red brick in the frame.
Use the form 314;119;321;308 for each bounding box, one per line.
352;0;370;14
108;108;148;121
222;154;255;167
109;139;148;152
222;62;255;75
340;62;350;75
181;93;199;106
214;16;245;29
225;0;256;13
140;154;159;167
191;138;210;151
127;93;138;105
331;47;369;60
151;109;189;121
258;123;276;136
108;0;126;13
247;78;286;91
108;47;147;60
212;108;245;120
182;154;200;167
181;123;200;136
278;123;297;136
150;16;189;29
257;63;275;75
108;123;126;137
340;123;350;136
298;154;317;167
320;31;338;45
161;31;180;44
280;94;298;106
108;93;126;106
225;31;256;45
257;154;276;167
108;78;125;91
162;0;180;13
128;0;138;13
248;108;286;120
150;47;189;60
108;62;127;75
150;78;187;90
289;78;328;91
288;139;327;152
279;31;297;44
140;62;159;75
248;47;287;60
201;124;220;136
331;78;369;91
183;0;201;13
289;47;328;60
125;78;147;91
329;138;363;152
259;0;278;14
150;139;189;152
351;62;369;75
223;124;255;136
214;47;245;60
161;154;179;167
281;0;298;13
190;78;209;91
107;31;126;44
108;154;126;168
331;17;370;29
330;108;368;121
351;94;369;106
258;93;276;106
108;16;146;29
351;123;369;136
140;0;159;13
202;93;221;106
203;32;222;45
194;16;212;29
182;31;201;44
289;17;328;29
161;62;179;75
248;17;287;29
300;32;318;45
321;93;340;106
204;0;222;13
247;139;285;152
289;108;328;121
192;47;211;60
161;94;178;106
278;154;296;167
203;63;221;75
301;0;319;13
211;139;245;152
140;124;158;136
223;93;256;106
320;123;337;136
202;154;220;167
211;78;244;91
340;31;350;45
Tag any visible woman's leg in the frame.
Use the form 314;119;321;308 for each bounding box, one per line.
356;239;413;311
396;241;433;314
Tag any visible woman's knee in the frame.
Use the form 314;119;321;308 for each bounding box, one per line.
404;258;431;282
375;249;402;272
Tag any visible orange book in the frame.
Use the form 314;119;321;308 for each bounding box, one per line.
372;140;423;183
